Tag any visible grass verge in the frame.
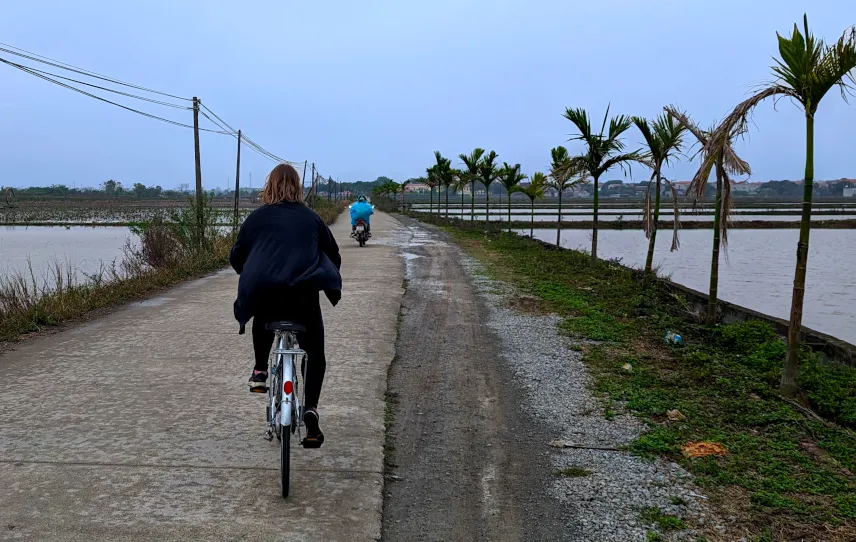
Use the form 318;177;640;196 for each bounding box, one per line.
443;226;856;541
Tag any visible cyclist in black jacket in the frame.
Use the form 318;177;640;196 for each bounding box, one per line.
230;163;341;445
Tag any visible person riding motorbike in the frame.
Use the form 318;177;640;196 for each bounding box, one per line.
230;163;342;447
349;196;374;237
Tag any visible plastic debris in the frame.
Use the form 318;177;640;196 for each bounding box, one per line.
664;331;683;346
682;441;727;458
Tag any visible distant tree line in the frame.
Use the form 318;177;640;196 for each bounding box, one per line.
11;180;261;200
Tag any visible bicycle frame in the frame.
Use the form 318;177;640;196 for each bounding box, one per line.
269;330;305;431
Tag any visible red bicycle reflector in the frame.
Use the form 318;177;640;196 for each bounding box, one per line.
283;381;294;395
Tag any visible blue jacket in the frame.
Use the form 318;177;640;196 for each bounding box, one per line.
229;202;342;326
349;201;374;226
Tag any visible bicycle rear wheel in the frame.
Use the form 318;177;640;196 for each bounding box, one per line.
280;425;290;498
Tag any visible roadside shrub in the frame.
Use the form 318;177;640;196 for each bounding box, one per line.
130;215;181;269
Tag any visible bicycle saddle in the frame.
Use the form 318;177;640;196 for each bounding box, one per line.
265;321;306;333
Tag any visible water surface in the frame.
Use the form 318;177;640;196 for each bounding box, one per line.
1;226;132;285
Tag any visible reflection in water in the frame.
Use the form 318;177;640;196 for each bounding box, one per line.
0;226;134;284
524;228;856;344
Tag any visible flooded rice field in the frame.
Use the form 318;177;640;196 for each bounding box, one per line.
0;226;133;284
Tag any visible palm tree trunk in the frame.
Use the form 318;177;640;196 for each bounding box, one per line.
645;173;662;276
470;181;475;221
530;198;534;238
461;190;465;220
591;176;599;264
508;194;512;232
707;161;724;326
485;185;490;224
556;189;563;246
445;186;449;218
782;113;815;398
430;187;434;215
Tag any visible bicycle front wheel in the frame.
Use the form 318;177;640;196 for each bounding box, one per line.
280;425;290;498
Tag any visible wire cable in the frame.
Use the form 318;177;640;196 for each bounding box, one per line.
1;42;307;164
0;58;228;133
0;42;191;101
1;57;190;109
197;102;301;165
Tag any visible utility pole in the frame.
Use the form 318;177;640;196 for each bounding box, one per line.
302;161;308;203
192;97;204;246
310;163;316;209
233;129;242;234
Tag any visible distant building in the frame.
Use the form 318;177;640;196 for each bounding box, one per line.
405;182;430;193
732;181;760;195
672;180;691;196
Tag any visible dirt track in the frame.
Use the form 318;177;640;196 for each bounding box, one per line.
382;218;568;541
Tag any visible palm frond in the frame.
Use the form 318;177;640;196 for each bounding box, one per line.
459;148;485;176
563;107;595;144
520;172;548;201
605;114;633;152
479;150;501;185
632;116;658;158
498;162;527;193
597;151;646;178
664;105;709;146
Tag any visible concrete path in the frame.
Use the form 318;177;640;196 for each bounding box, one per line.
0;212;405;541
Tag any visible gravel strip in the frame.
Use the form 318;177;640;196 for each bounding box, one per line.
456;247;719;542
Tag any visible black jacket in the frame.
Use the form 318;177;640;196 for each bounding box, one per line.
229;202;342;325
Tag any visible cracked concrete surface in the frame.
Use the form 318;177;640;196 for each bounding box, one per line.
0;211;405;542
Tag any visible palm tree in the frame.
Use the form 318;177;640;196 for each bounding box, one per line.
558;107;643;263
425;169;439;215
478;150;500;223
701;16;856;397
632;114;687;277
547;146;583;246
399;179;411;207
498;162;527;228
454;170;469;220
432;151;454;218
459;148;485;221
515;172;547;238
665;106;752;327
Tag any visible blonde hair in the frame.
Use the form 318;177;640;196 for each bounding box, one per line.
261;163;304;205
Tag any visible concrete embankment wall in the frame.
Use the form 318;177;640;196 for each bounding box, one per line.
530;239;856;368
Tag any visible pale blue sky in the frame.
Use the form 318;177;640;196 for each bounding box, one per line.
1;1;853;189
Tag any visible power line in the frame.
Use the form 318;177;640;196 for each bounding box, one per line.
0;57;190;109
199;103;238;134
197;102;303;165
1;42;308;168
0;58;228;133
0;42;191;101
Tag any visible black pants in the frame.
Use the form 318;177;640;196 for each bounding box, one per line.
252;291;326;410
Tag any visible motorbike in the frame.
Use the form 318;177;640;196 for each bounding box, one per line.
354;218;369;247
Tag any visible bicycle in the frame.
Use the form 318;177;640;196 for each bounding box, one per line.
241;321;306;498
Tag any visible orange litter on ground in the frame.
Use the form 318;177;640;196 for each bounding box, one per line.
682;441;728;458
